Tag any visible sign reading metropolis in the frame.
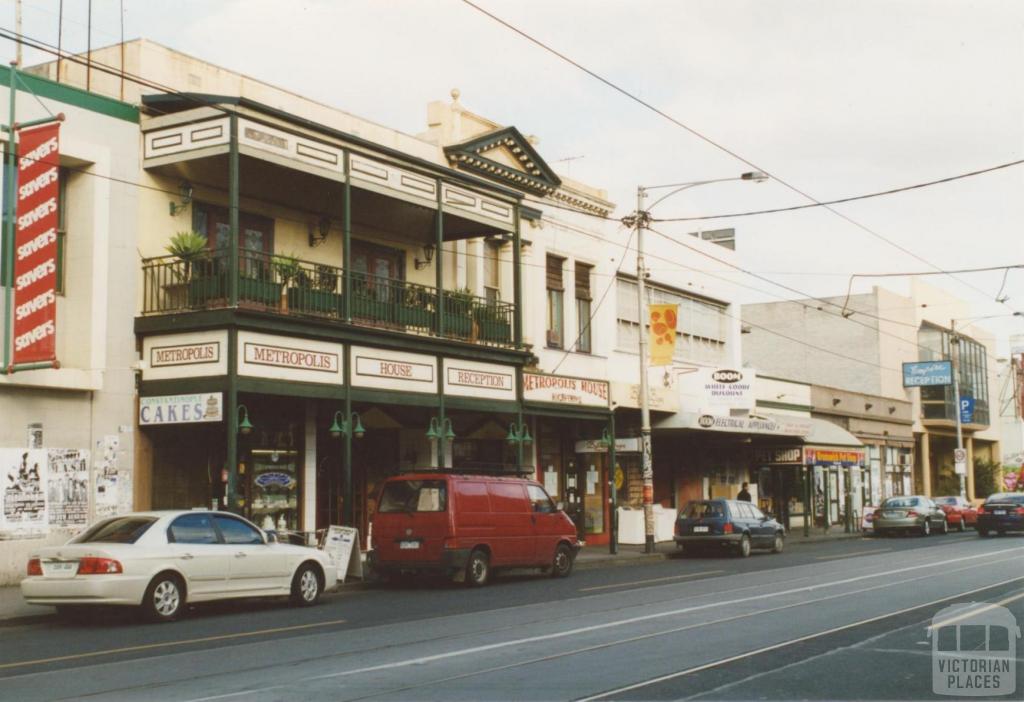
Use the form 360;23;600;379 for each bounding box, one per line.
12;124;62;366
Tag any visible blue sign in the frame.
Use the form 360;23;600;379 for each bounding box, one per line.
959;396;975;424
902;361;953;387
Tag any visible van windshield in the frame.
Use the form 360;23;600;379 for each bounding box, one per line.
379;480;447;513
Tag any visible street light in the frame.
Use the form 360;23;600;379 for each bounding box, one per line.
329;411;365;440
627;171;769;553
948;312;1022;498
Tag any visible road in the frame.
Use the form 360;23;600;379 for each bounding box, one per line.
1;532;1021;701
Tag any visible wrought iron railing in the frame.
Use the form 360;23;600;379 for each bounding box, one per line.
141;248;515;346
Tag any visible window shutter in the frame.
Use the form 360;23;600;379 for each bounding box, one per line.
575;263;592;300
546;255;564;290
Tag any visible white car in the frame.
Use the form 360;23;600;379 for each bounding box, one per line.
21;510;337;622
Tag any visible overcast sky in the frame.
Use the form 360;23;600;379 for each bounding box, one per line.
4;0;1023;350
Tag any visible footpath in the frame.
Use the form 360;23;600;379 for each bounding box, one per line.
0;529;866;626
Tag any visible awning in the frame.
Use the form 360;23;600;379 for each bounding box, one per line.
653;411;863;448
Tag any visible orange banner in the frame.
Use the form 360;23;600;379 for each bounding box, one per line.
649;304;678;366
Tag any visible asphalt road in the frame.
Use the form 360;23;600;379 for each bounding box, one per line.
1;532;1022;701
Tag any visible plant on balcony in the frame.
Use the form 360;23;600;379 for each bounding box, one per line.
163;231;220;308
473;302;512;343
442;287;475;338
165;230;209;278
288;264;342;317
398;285;435;328
271;253;302;312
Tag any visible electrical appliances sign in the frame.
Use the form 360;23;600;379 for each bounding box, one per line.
12;124;61;366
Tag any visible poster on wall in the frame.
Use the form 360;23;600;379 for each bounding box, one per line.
1;448;48;535
12;123;61;366
94;435;131;518
47;449;89;527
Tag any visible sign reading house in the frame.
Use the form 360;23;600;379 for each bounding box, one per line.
351;346;436;393
140;393;223;426
523;373;609;408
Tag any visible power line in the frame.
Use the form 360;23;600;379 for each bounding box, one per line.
650;159;1024;223
459;0;1024;318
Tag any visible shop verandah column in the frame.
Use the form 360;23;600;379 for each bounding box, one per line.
920;432;931;497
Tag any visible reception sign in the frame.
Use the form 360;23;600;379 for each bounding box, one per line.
902;361;952;387
12;124;61;366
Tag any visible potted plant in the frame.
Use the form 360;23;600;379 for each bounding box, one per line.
398;284;435;328
163;231;219;308
288;264;341;316
442;287;475;338
272;253;302;312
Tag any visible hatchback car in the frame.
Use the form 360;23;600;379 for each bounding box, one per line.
21;511;337;621
873;496;948;536
933;496;978;531
674;499;785;557
976;493;1024;536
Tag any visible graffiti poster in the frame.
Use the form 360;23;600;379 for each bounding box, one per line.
1;449;48;534
94;435;131;518
47;449;89;526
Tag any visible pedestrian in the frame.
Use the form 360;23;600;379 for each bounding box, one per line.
737;482;752;502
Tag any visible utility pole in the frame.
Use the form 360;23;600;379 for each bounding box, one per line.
950;320;966;499
634;186;655;554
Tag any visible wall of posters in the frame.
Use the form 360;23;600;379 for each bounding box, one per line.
94;435;131;519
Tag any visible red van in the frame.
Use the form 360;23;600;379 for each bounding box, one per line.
369;473;580;586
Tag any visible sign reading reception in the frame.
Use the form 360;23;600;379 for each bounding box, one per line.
902;361;953;387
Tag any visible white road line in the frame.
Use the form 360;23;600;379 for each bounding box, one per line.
928;590;1024;630
581;577;1024;702
182;545;1024;702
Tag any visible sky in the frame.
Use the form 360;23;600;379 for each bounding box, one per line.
2;0;1023;352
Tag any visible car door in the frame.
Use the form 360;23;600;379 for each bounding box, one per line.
748;503;775;546
486;482;533;566
167;513;231;598
527;484;563;565
213;514;289;593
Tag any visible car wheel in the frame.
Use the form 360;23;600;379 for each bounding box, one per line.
772;532;785;554
958;518;966;532
921;519;931;537
940;518;949;535
551;543;574;578
736;534;751;558
466;549;490;587
290;563;321;606
142;573;184;622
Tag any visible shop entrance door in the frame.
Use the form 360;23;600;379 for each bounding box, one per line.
352;429;400;548
566;455;607;542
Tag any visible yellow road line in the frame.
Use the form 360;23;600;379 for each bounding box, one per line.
0;617;347;670
815;548;892;560
579;570;725;592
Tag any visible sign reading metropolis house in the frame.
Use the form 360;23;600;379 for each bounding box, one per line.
12;123;62;366
902;361;953;387
523;373;610;408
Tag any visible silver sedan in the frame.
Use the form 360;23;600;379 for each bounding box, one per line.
21;510;337;621
873;496;949;536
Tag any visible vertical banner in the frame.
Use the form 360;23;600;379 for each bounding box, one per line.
12;123;61;366
648;303;678;366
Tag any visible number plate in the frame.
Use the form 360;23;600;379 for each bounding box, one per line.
993;510;1006;515
42;561;79;578
399;540;420;550
692;526;709;533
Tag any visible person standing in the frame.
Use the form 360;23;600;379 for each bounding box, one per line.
737;482;752;502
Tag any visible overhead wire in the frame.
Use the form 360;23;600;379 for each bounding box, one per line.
458;0;1024;318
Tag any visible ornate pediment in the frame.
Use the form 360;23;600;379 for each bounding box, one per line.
444;126;561;196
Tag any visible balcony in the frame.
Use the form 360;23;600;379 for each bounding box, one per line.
141;249;516;347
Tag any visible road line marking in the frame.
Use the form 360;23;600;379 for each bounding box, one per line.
928;590;1024;630
579;570;725;592
580;575;1024;702
182;546;1024;702
816;548;892;560
0;618;347;670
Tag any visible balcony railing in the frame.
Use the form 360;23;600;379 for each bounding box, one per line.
141;248;516;347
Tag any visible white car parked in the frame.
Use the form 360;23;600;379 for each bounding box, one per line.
21;511;337;622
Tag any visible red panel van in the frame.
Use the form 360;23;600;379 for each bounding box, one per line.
369;473;581;586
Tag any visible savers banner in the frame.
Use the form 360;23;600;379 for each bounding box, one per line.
649;303;678;366
12;123;61;366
